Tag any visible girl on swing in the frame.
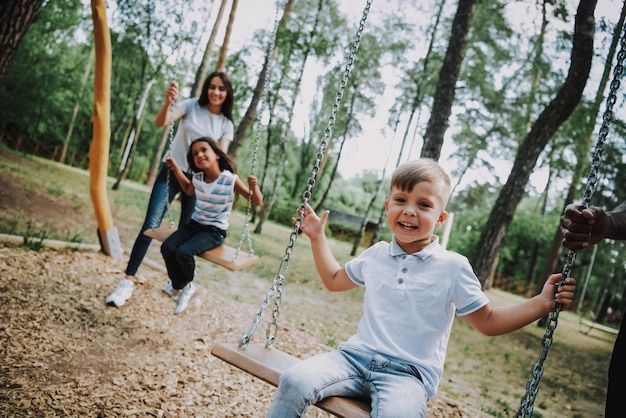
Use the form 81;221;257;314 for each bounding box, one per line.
161;137;262;314
106;71;235;308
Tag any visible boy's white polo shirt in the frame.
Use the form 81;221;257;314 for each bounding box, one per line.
343;235;489;399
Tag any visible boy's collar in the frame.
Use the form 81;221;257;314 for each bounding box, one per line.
389;235;439;260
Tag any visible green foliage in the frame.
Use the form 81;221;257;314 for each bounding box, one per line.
446;203;486;261
266;193;300;227
447;188;563;288
498;200;562;283
2;0;626;309
0;0;89;155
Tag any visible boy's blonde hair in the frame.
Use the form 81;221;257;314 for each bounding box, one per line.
390;159;452;205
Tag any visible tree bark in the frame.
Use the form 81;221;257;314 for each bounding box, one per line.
0;0;44;85
215;0;239;72
314;93;355;214
472;0;596;288
190;0;228;98
539;2;626;286
229;0;296;159
420;0;476;160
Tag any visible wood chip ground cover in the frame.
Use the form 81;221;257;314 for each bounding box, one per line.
0;245;487;417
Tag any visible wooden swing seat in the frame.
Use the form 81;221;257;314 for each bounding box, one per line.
211;342;371;418
143;227;260;271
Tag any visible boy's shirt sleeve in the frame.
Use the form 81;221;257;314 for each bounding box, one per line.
345;241;387;286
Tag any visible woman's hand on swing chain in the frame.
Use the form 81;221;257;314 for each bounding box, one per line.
165;81;178;105
561;204;609;250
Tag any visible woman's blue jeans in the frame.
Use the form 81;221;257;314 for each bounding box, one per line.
124;166;195;277
160;220;226;289
266;345;427;418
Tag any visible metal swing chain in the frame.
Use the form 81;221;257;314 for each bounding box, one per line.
156;106;177;229
232;1;281;262
238;0;373;350
515;22;626;418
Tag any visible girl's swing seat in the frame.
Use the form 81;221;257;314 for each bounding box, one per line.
143;227;259;271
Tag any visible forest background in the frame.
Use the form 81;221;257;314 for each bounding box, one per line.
2;0;626;330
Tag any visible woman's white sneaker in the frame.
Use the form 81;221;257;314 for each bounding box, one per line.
105;279;134;307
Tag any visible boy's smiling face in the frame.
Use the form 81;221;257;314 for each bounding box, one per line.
384;180;448;254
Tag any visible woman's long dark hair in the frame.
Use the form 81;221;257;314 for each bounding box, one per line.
187;137;237;174
197;71;234;122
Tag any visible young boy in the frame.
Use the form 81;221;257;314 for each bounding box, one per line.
267;158;577;418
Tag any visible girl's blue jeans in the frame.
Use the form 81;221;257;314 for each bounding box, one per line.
160;220;226;289
124;166;195;277
266;345;427;418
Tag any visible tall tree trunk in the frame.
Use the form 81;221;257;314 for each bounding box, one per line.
146;125;171;187
538;2;626;285
190;0;227;98
369;201;387;247
254;132;286;235
402;0;445;156
231;47;277;161
314;93;355;213
369;130;407;247
353;117;400;255
113;79;156;189
215;0;238;72
61;46;94;164
288;0;325;199
254;3;317;232
229;0;296;159
525;149;554;297
252;1;322;230
472;0;596;288
367;1;445;246
518;0;549;295
0;0;44;85
258;96;276;194
420;0;476;160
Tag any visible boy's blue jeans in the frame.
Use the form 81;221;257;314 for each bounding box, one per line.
160;220;226;289
125;166;195;277
266;345;427;418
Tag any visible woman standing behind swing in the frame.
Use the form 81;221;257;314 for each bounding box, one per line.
106;71;235;308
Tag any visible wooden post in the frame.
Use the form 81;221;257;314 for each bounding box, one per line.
90;0;121;258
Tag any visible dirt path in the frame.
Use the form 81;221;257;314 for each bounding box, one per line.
0;244;486;417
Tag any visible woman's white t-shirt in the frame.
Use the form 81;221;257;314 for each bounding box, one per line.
164;98;234;172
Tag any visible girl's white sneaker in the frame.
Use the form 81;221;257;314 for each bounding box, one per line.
174;282;196;314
